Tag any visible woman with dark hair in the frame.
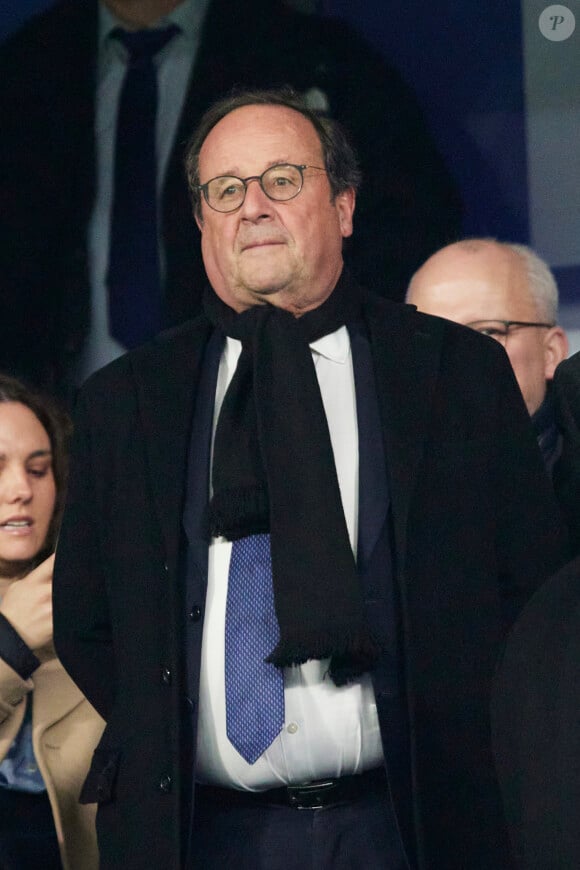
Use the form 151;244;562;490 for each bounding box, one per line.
0;374;103;869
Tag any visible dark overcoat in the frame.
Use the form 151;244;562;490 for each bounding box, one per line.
53;293;567;869
492;555;580;869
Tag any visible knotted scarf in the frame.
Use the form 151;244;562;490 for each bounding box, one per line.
204;269;381;685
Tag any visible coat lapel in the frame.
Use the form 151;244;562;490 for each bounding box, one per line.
126;294;442;578
130;319;213;572
363;294;444;565
32;659;90;727
349;323;389;571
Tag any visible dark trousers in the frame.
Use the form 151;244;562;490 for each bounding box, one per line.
191;784;409;869
0;787;61;869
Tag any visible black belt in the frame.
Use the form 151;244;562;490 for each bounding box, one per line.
196;767;386;810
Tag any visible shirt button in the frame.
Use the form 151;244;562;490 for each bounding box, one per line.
158;775;172;793
161;667;172;685
286;722;299;734
189;605;202;622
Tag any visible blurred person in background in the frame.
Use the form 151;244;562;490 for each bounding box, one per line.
406;239;569;472
553;350;580;547
492;350;580;868
0;0;461;401
0;374;103;870
491;550;580;870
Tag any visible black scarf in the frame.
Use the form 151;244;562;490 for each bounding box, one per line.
204;270;381;685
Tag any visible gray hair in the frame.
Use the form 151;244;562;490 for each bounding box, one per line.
505;243;559;324
407;238;560;323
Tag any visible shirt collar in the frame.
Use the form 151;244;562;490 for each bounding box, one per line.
310;325;351;364
224;325;350;367
98;0;209;50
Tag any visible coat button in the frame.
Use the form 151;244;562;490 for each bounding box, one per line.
158;775;172;793
189;605;202;622
161;667;172;685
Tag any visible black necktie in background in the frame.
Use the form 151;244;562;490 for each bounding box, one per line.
107;25;180;349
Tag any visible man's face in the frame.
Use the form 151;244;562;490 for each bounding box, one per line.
196;104;355;315
102;1;184;27
407;243;567;415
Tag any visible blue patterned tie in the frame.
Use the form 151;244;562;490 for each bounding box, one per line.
107;25;179;348
225;533;285;764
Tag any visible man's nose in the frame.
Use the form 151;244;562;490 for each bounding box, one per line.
240;178;274;219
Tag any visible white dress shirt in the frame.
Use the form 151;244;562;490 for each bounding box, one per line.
196;325;385;790
73;0;209;385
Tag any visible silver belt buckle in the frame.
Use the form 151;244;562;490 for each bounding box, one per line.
286;779;336;810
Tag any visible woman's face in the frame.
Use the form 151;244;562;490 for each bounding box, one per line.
0;402;56;573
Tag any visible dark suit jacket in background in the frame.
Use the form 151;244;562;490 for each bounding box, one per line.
0;0;461;396
553;350;580;554
53;291;567;869
492;555;580;870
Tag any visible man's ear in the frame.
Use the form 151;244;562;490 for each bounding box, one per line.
544;326;569;380
195;210;204;232
335;188;355;239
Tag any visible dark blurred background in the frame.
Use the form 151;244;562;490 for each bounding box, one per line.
2;0;579;346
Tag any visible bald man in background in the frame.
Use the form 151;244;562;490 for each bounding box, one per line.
406;239;568;471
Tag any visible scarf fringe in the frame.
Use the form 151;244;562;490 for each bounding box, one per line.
266;630;382;686
208;486;269;541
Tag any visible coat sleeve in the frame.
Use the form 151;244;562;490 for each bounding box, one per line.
53;386;115;722
0;657;31;728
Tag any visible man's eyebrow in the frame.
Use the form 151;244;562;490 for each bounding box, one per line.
209;159;294;178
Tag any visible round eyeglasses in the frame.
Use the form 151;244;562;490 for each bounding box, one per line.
197;163;327;213
465;319;555;346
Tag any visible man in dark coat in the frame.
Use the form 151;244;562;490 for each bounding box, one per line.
553;350;580;548
53;90;566;869
491;555;580;870
0;0;461;400
492;351;580;869
406;239;569;474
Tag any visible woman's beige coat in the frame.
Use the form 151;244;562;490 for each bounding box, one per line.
0;643;105;869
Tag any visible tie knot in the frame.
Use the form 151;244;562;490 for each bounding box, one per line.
112;24;180;66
